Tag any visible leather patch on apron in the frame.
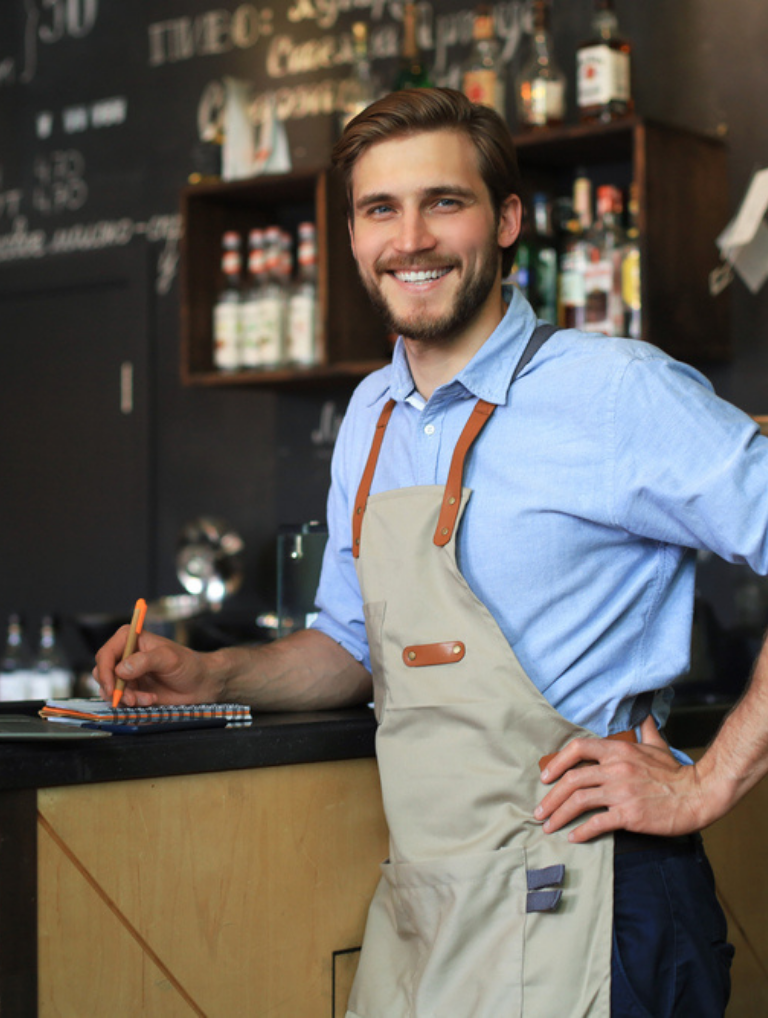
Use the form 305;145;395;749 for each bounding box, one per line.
402;641;466;666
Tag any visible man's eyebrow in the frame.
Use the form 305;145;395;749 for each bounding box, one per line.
354;184;479;212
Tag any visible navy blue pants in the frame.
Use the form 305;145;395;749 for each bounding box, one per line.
611;835;734;1017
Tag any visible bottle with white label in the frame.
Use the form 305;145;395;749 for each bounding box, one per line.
240;229;267;370
558;174;592;330
29;615;74;699
577;0;633;123
287;222;319;367
584;184;625;336
213;231;243;371
0;614;33;701
515;0;566;130
257;226;287;369
462;5;506;118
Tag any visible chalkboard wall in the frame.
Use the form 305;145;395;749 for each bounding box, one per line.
1;1;767;656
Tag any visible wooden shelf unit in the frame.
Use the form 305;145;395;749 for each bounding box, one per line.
513;116;730;362
179;169;391;387
179;118;730;386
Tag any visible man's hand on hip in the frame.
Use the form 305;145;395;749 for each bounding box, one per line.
534;716;714;842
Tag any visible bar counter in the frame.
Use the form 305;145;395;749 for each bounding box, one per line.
0;699;728;793
3;700;765;1017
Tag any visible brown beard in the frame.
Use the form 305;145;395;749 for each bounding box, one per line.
358;235;502;344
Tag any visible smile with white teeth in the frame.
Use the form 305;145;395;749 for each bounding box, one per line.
392;267;452;284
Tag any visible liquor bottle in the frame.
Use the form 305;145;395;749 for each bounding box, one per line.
394;2;433;90
340;22;380;129
257;226;287;369
576;0;633;123
0;614;32;701
287;222;319;368
528;193;559;323
29;615;74;699
462;5;506;117
515;0;566;130
240;229;266;370
621;182;642;339
558;173;592;330
213;231;243;371
584;184;625;336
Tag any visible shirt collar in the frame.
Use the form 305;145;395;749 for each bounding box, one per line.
365;287;539;408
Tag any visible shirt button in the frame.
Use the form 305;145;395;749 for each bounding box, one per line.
424;424;435;435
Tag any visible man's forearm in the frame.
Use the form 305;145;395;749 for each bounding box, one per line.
206;627;373;712
694;630;768;825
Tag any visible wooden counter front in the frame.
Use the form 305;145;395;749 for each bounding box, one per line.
38;757;388;1017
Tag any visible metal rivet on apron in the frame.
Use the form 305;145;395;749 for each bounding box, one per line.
452;644;462;654
356;506;363;514
448;496;456;505
408;650;416;661
441;527;449;536
355;538;360;545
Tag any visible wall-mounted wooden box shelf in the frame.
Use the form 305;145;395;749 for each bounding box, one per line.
180;169;391;387
513;116;730;362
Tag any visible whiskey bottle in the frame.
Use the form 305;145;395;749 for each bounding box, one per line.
240;229;266;370
621;182;642;339
258;226;288;369
213;231;243;371
584;184;625;336
287;222;319;367
558;174;592;330
340;22;380;129
515;0;566;130
577;0;633;123
462;5;506;117
394;2;433;90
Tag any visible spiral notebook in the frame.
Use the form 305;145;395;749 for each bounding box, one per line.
40;698;252;726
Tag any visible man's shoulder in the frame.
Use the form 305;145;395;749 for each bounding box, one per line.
532;329;709;390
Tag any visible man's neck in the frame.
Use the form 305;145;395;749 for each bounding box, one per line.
403;293;508;401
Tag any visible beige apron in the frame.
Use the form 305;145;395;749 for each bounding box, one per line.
346;337;615;1017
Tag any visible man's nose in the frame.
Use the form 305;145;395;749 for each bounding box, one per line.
395;210;436;254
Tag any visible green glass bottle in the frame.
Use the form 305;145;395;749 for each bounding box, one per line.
394;2;433;90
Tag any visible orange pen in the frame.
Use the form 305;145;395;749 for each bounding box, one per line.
112;598;148;708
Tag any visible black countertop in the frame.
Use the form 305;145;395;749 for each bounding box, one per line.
0;703;378;792
0;700;730;794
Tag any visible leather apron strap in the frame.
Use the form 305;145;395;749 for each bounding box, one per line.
353;323;558;559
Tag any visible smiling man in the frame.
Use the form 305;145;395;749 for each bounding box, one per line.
95;89;768;1017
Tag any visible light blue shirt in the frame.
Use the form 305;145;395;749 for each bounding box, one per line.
313;288;768;737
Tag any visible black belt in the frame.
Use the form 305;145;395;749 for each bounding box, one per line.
614;830;700;855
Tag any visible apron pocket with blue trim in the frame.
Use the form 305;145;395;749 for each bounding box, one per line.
380;846;526;1018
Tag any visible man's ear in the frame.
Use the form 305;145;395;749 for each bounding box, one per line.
498;194;522;251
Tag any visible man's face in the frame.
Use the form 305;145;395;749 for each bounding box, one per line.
348;128;520;345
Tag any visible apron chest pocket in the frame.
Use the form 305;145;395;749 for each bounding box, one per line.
380;846;527;1017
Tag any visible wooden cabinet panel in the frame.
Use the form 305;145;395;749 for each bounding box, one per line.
180;171;391;387
38;758;388;1017
514;117;730;362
